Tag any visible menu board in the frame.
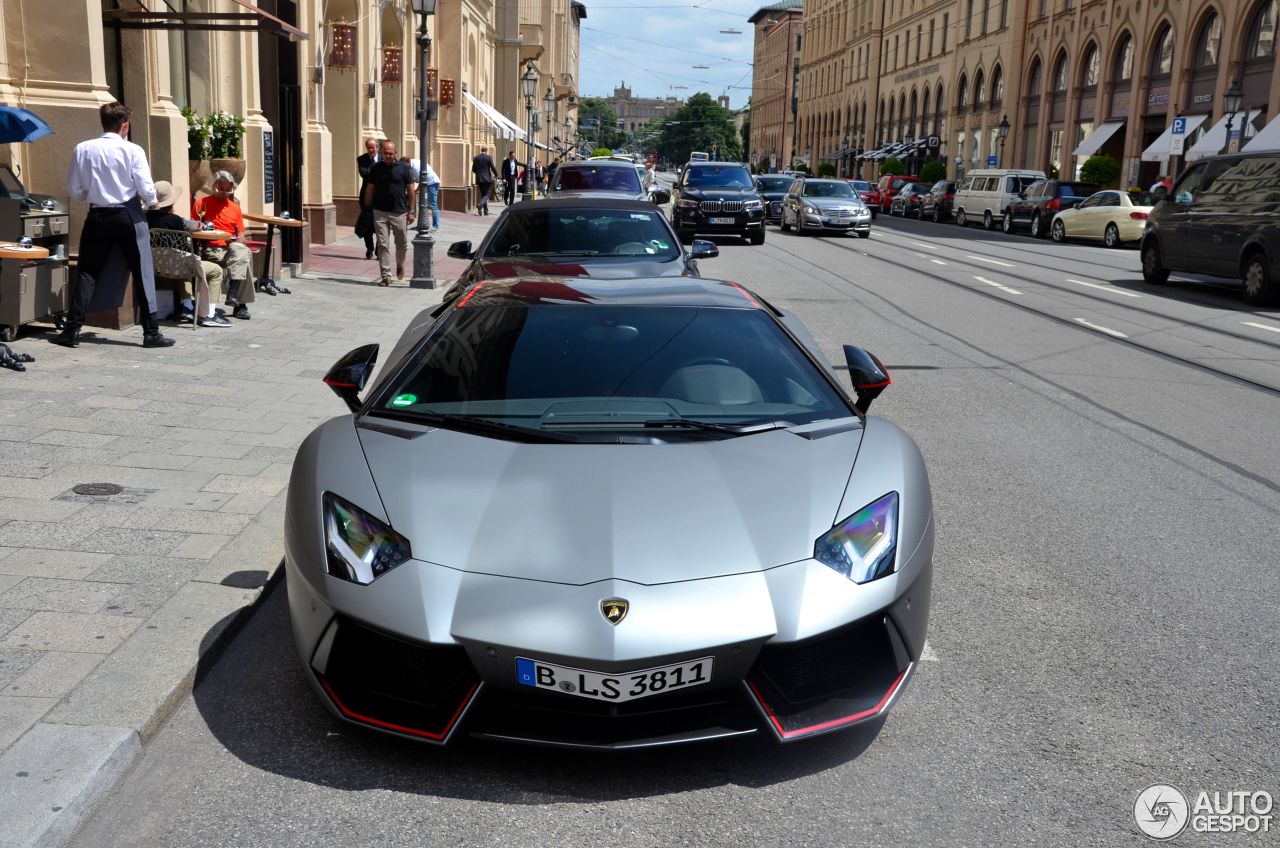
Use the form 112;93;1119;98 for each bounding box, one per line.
263;131;275;205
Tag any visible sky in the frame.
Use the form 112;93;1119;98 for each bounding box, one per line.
577;0;763;111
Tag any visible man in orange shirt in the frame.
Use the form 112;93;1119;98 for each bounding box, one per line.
192;171;256;319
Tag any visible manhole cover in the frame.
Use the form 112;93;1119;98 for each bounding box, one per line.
72;483;124;496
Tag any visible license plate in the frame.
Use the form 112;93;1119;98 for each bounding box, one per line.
516;656;713;703
829;217;852;225
708;216;736;225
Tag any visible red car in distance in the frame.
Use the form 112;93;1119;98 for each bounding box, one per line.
869;174;921;216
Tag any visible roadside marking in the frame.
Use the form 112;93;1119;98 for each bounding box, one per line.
1066;278;1142;298
974;275;1022;295
920;641;939;662
1242;321;1280;335
966;255;1015;267
911;241;939;250
930;258;949;265
1074;317;1128;337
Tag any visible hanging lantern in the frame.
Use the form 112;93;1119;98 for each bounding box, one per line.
381;44;403;85
439;78;455;106
326;19;357;71
426;68;439;99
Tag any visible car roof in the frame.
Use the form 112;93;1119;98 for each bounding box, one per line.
685;161;747;168
456;276;764;310
559;160;636;170
521;194;655;207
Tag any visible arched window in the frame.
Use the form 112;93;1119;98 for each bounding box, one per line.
991;65;1004;104
1194;13;1221;66
910;89;919;135
957;74;969;111
1052;54;1068;92
1247;0;1277;58
1151;24;1174;76
934;82;945;131
1026;58;1042;96
974;69;985;109
1081;43;1099;87
922;87;932;133
1114;34;1134;80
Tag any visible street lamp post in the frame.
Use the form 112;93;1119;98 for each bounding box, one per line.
564;116;572;158
522;61;538;200
544;86;555;180
1221;79;1243;155
409;0;438;289
840;133;850;177
996;114;1010;168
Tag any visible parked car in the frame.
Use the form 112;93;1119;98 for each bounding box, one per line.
847;179;874;205
952;168;1046;229
754;174;796;223
670;161;767;244
869;174;921;216
780;177;872;237
1002;180;1099;237
294;276;933;748
1049;189;1154;247
1141;151;1280;305
443;197;717;303
549;160;647;201
920;180;957;222
889;182;933;218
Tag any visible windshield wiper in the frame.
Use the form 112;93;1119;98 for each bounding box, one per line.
379;411;579;443
497;250;600;258
541;417;791;434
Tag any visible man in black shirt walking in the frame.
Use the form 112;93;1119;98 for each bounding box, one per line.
471;145;498;215
361;140;417;287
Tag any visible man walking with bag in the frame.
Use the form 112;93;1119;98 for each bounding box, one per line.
362;140;417;286
54;101;173;348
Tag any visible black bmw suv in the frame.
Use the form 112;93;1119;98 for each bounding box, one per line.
671;162;766;244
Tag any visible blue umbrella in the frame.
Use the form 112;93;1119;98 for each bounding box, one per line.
0;106;53;144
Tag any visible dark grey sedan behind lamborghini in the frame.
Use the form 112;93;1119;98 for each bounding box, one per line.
286;276;934;748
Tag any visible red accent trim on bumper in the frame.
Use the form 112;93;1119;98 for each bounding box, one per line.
747;667;908;740
317;673;479;742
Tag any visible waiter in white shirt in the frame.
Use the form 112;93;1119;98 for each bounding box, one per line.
53;101;173;348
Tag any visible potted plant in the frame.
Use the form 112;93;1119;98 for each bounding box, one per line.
207;111;247;185
182;107;212;197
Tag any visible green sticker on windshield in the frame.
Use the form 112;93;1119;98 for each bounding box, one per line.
391;393;417;407
654;241;669;249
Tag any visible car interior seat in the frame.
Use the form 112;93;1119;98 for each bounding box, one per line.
658;363;765;405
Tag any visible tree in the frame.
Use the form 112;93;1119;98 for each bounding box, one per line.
817;162;837;177
578;98;625;150
1080;154;1121;188
655;93;742;164
881;157;905;176
919;161;946;184
590;147;613;158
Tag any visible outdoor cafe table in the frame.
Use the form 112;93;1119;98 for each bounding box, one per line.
242;212;303;295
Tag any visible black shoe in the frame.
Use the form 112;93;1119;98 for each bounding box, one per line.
365;249;375;260
142;333;175;348
198;314;232;327
176;308;195;325
259;282;280;296
214;307;228;317
50;331;79;348
232;305;251;320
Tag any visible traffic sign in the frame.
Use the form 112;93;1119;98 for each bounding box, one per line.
987;154;998;167
1172;117;1188;136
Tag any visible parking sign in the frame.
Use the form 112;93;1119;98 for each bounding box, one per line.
1170;117;1187;155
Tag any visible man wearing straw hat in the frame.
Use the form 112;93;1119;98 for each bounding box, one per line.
145;180;232;328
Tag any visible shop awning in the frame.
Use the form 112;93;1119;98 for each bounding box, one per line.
463;91;520;140
1186;110;1264;161
1140;114;1208;162
1072;120;1125;157
102;0;309;40
1244;113;1280;152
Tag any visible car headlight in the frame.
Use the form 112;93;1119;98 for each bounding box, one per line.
677;199;699;209
323;492;412;585
813;492;898;584
744;199;763;210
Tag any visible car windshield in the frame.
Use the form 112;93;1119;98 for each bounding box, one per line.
756;176;793;191
372;304;852;440
553;165;642;193
849;181;872;192
803;181;855;198
685;166;754;188
482;208;679;260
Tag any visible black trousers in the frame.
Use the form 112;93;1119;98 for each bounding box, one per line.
68;206;158;334
502;178;516;205
360;202;375;253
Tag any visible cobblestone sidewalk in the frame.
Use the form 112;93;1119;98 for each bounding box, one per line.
0;209;496;848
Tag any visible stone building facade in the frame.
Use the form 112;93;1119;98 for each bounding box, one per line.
748;0;804;171
604;83;681;134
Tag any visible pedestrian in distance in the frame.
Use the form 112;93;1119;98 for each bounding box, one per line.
362;140;417;286
500;150;520;205
192;172;257;319
421;159;442;230
54;101;174;349
472;145;498;215
357;137;378;259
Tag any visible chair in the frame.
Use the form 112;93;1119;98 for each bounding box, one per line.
150;228;208;331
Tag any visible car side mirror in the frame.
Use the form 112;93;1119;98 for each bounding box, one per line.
447;240;474;259
652;188;671;204
689;239;718;259
324;344;380;413
842;345;891;414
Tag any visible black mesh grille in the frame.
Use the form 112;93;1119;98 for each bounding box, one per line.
752;616;901;706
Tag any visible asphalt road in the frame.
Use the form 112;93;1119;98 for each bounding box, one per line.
68;210;1280;848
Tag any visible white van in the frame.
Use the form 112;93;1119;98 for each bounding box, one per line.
953;169;1045;229
689;151;710;162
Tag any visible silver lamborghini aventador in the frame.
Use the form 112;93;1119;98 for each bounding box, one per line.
285;276;934;748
